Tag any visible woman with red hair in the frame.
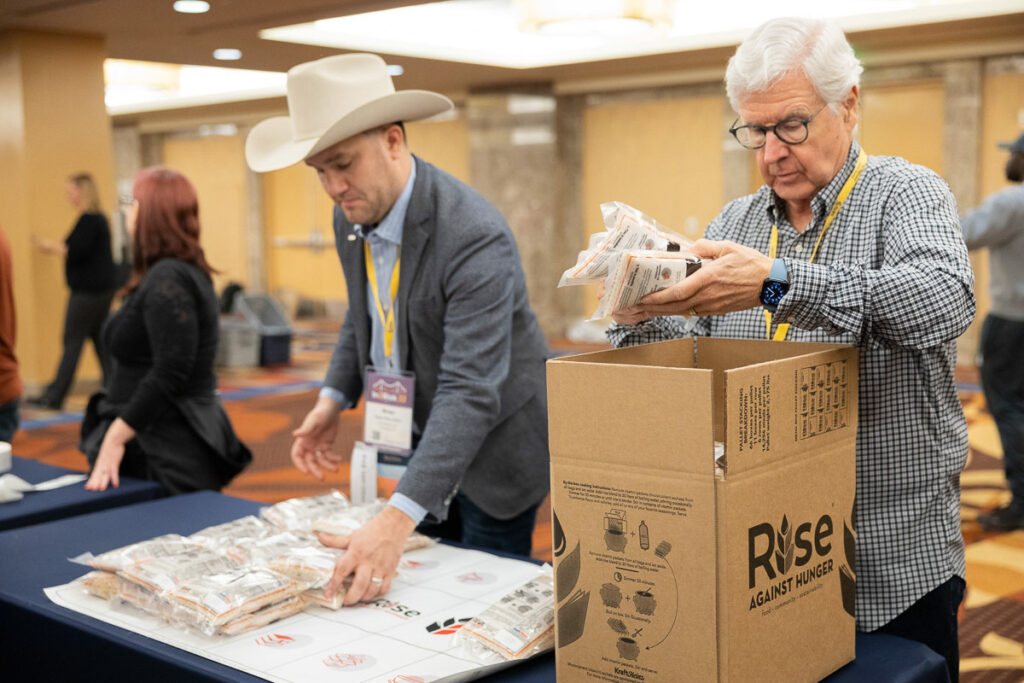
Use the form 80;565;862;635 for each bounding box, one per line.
81;167;251;493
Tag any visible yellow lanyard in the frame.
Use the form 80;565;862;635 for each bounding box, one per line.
765;149;867;341
364;240;401;360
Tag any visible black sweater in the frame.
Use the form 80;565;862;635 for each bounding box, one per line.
65;212;117;292
103;258;219;432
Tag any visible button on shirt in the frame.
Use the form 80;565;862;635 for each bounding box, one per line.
320;163;427;524
608;141;975;630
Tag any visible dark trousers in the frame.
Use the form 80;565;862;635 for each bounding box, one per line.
980;314;1024;506
874;575;965;683
416;491;541;558
43;289;114;405
0;397;18;442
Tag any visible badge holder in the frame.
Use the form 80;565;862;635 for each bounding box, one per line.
350;367;415;504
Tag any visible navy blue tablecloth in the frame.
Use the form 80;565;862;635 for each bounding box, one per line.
0;491;948;682
0;455;166;532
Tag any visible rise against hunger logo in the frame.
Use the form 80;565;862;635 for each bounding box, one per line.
425;616;473;636
747;513;837;611
371;378;408;403
322;653;376;670
254;632;312;648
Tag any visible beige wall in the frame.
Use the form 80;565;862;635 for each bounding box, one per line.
581;95;723;308
0;31;114;388
162;134;250;294
859;80;946;174
262;162;343;303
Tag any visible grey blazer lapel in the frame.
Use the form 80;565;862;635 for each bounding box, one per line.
397;157;435;372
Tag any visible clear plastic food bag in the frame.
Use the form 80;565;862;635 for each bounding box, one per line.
189;515;276;548
592;250;702;319
260;491;351;531
456;569;555;661
77;534;205;572
165;566;303;634
559;202;692;287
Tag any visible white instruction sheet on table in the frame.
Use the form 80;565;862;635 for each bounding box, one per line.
45;543;544;682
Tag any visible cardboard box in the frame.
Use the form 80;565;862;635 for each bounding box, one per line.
547;337;858;683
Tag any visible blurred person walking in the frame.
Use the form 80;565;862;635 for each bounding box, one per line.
0;225;22;443
29;173;118;410
961;132;1024;532
81;167;251;494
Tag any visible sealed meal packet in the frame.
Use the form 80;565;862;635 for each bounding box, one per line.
592;250;702;319
260;490;351;531
312;500;436;554
75;534;205;572
456;569;555;661
559;201;692;287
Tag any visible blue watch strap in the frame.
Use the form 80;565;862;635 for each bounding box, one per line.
769;258;788;283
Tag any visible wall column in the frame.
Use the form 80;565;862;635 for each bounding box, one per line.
942;59;984;365
0;30;115;392
466;89;575;338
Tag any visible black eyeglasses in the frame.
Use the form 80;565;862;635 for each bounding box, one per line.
728;104;829;150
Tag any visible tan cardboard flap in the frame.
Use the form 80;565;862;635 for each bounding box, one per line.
547;352;713;475
552;337;697;369
695;337;849;371
723;346;859;476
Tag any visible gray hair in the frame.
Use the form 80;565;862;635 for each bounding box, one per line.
725;17;863;113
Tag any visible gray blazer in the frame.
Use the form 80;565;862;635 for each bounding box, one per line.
325;156;551;522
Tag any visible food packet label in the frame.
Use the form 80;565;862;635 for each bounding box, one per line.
592;252;702;319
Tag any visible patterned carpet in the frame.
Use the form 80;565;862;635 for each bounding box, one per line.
10;324;1023;680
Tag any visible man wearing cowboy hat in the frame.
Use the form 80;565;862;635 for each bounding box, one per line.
961;131;1024;533
246;54;551;606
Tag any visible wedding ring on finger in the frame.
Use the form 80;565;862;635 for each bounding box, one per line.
688;306;699;316
370;576;384;584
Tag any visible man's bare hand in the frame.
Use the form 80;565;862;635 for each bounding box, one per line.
637;239;773;317
319;506;418;605
290;396;344;480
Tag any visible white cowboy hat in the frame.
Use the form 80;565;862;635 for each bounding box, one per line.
245;53;453;173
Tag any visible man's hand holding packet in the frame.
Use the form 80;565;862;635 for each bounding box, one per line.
558;201;701;319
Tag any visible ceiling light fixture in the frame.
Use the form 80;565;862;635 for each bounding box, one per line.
173;1;210;14
517;0;672;35
213;48;242;60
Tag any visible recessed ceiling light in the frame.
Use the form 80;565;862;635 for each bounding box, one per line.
213;48;242;60
173;1;210;14
386;64;404;76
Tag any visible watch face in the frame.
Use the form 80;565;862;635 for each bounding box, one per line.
761;280;788;306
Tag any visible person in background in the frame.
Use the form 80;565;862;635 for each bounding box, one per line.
245;54;550;606
0;225;22;443
961;132;1024;532
606;18;973;681
28;173;118;411
81;167;252;494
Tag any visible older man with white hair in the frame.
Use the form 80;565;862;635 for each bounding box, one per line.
609;17;974;680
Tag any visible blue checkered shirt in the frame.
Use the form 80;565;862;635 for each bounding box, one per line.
608;141;975;630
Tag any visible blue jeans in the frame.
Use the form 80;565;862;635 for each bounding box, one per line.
874;575;965;683
980;314;1024;506
416;491;541;558
0;396;19;443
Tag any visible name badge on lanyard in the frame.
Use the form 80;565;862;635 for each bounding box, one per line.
362;240;415;478
363;368;415;461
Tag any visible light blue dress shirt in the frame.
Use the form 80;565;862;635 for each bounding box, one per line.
319;163;427;524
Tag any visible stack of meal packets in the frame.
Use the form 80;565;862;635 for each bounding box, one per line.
559;201;700;318
69;492;435;635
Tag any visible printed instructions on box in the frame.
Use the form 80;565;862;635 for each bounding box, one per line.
555;478;695;680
